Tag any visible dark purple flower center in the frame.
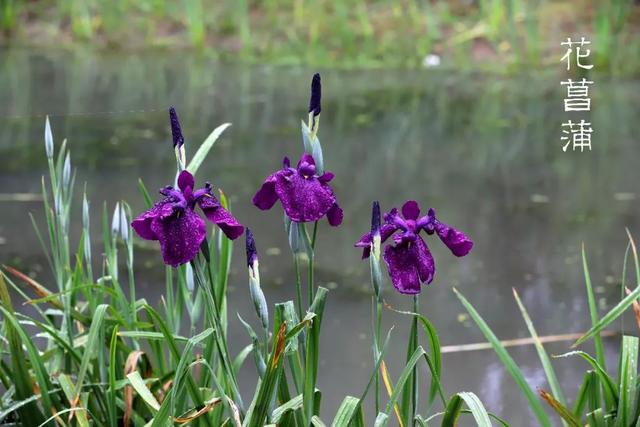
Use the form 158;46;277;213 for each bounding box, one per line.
160;182;213;212
298;160;316;178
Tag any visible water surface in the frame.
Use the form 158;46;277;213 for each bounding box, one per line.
1;50;639;424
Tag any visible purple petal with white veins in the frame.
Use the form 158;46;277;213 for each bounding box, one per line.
151;208;206;267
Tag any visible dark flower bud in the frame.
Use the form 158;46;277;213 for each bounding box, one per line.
169;106;184;149
308;73;321;117
371;200;381;237
245;227;258;268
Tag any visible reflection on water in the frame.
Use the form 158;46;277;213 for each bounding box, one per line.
1;50;640;424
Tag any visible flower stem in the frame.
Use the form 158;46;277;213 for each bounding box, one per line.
294;255;304;322
308;221;318;306
191;258;244;414
373;296;383;414
411;294;419;426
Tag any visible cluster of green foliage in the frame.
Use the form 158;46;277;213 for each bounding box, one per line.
0;118;501;426
456;235;640;425
1;0;639;74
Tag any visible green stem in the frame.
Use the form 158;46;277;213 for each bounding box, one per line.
373;297;383;414
192;258;244;414
373;298;382;414
411;294;419;426
308;221;318;307
294;255;304;321
307;257;314;308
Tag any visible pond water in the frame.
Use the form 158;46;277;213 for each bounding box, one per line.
1;49;639;425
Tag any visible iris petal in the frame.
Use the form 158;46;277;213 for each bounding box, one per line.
131;200;173;241
383;236;434;294
435;222;473;256
274;170;336;223
326;203;343;226
355;223;399;259
199;195;245;240
401;200;421;220
177;170;195;192
252;174;279;210
151;208;206;267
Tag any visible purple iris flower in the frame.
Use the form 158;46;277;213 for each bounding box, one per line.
355;200;472;294
252;153;343;226
132;170;244;267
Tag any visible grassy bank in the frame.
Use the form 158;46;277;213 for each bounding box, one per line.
0;1;639;74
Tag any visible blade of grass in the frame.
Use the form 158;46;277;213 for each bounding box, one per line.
73;304;109;398
108;326;119;427
376;346;445;427
0;273;47;425
454;287;551;427
304;287;327;424
330;396;360;427
386;302;442;409
186;123;232;174
513;288;567;408
571;371;596;416
127;371;161;411
573;285;640;347
554;351;617;409
581;244;606;370
441;392;492;427
615;335;638;426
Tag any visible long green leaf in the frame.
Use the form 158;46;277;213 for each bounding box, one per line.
376;346;445;427
571;371;596;416
554;351;618;408
441;392;492;427
513;288;567;408
186;123;232;174
108;326;119;427
171;328;214;417
454;288;551;427
74;304;109;398
244;322;288;427
304;287;328;424
0;274;47;425
127;371;161;411
573;284;640;347
0;306;60;419
272;394;303;424
581;245;606;370
331;396;360;427
615;335;638;426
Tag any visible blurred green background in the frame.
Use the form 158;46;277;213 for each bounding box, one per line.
0;0;638;74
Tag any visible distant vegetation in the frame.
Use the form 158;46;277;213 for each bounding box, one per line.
0;0;638;74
